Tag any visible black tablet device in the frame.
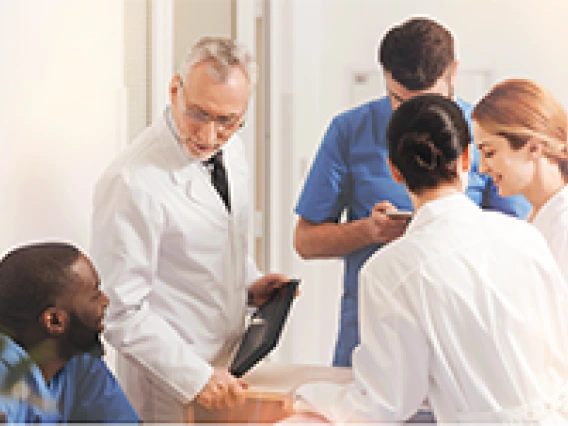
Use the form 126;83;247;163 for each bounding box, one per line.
229;279;300;378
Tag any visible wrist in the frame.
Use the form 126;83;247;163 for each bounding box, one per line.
355;216;375;245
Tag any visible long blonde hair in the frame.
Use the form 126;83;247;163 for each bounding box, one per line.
472;78;568;180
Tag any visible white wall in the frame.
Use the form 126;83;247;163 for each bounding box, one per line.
173;0;233;71
0;0;125;256
272;0;568;365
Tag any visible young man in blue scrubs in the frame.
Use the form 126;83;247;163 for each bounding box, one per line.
0;242;139;423
294;17;531;368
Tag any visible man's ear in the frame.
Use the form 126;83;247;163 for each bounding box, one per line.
387;158;404;184
169;74;182;105
461;143;472;172
448;60;459;89
40;307;69;336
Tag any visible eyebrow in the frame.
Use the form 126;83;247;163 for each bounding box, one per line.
476;140;495;150
189;103;240;120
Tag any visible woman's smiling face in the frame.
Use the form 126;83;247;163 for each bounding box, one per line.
473;121;535;198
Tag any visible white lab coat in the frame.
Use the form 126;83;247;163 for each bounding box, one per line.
91;109;260;421
533;184;568;284
296;193;568;424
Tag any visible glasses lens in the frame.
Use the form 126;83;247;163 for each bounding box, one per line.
183;103;241;132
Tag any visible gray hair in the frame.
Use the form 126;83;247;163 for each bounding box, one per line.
177;36;256;86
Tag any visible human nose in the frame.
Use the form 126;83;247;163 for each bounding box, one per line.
101;291;109;309
197;120;218;144
478;155;489;175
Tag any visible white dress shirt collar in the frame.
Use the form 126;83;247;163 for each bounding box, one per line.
533;184;568;226
407;192;474;234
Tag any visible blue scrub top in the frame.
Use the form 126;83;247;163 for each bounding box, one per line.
295;96;531;367
0;335;139;423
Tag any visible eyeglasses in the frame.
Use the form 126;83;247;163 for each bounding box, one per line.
178;79;245;133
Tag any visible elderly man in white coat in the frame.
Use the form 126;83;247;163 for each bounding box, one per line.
91;37;288;422
287;94;568;424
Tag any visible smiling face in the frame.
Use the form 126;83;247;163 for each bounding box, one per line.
472;121;536;197
170;61;250;161
64;254;109;352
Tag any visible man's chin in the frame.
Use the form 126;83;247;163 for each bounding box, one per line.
184;141;219;161
188;149;217;162
496;185;512;198
75;335;104;357
85;338;105;357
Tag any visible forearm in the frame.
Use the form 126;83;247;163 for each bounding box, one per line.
294;217;373;259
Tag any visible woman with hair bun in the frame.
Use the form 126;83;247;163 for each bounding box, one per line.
472;78;568;282
290;94;568;424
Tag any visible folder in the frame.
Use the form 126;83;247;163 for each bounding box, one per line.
229;280;300;377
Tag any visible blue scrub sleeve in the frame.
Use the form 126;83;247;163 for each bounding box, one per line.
70;355;140;423
295;117;350;223
0;395;62;423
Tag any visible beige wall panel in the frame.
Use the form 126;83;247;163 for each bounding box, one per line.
173;0;233;71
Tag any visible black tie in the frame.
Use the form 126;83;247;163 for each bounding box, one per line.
204;151;231;212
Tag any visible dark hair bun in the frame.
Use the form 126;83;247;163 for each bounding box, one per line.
386;94;470;193
399;132;444;172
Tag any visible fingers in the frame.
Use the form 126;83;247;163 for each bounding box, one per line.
265;273;290;287
372;201;409;220
372;200;396;213
196;369;247;410
227;380;246;407
236;378;249;389
221;377;246;409
367;206;410;244
371;202;410;225
249;273;292;307
251;274;289;295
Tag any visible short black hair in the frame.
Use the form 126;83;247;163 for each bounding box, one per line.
0;242;80;334
387;94;470;194
379;17;455;91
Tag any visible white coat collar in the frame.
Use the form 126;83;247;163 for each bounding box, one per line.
158;106;200;184
156;107;235;218
406;192;476;234
533;184;568;226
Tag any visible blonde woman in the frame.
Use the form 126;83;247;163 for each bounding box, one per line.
472;79;568;282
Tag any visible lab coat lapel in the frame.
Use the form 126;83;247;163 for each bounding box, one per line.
158;110;230;221
187;165;229;222
224;146;243;222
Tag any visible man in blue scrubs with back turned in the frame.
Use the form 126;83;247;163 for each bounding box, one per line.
0;242;139;422
294;17;530;368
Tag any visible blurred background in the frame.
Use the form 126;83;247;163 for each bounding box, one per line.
1;0;567;372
